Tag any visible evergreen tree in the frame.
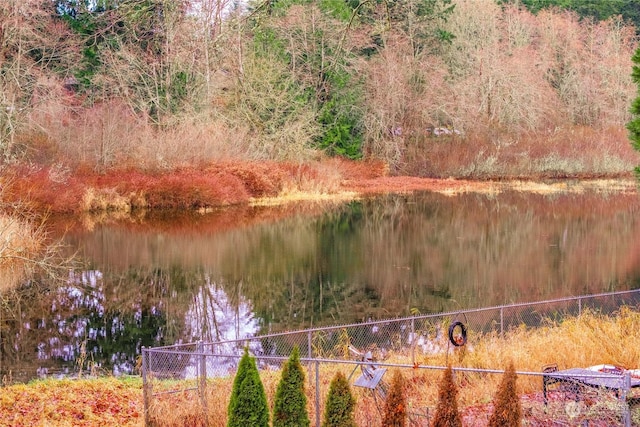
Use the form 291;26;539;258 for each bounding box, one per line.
322;371;357;427
487;362;522;427
227;348;269;427
382;370;407;427
431;366;462;427
273;346;310;427
499;0;640;30
628;47;640;178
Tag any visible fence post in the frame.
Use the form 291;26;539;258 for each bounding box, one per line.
142;347;150;427
199;341;208;425
622;371;631;427
500;307;504;337
308;331;313;384
578;298;582;316
315;360;320;427
411;318;415;366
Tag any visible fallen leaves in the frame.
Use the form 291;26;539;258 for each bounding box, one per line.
0;377;143;427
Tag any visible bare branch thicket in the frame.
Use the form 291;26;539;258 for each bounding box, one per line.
189;0;239;97
416;0;638;147
441;1;557;136
58;0;248;169
535;8;636;128
362;35;415;170
223;6;328;161
237;52;320;160
0;0;74;161
441;0;501;80
581;17;636;127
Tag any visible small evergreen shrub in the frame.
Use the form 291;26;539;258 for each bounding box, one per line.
227;348;269;427
487;362;522;427
431;366;462;427
382;369;407;427
273;346;310;427
322;371;357;427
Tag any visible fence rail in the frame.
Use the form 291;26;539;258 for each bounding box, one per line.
142;289;640;426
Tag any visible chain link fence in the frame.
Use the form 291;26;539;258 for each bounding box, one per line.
142;289;640;426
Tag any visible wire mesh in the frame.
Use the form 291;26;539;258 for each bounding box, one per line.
142;289;640;426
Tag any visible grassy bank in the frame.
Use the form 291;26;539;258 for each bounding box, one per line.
2;308;640;426
0;159;388;214
2;159;638;215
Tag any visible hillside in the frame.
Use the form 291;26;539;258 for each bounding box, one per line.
0;0;639;182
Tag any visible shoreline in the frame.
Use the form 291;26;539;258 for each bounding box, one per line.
253;176;639;206
2;160;638;215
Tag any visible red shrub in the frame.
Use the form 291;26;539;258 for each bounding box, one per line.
382;370;407;427
431;366;462;427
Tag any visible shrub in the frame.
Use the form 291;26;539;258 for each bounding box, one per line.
322;371;357;427
487;361;522;427
431;366;462;427
273;346;310;427
382;369;407;427
227;348;269;427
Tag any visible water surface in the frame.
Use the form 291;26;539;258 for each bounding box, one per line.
2;188;640;380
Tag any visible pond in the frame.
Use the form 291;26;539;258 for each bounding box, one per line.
2;187;640;381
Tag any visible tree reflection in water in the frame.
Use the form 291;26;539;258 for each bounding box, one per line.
2;269;168;381
185;279;258;343
3;189;640;381
1;266;264;381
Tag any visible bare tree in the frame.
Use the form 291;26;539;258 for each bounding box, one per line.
0;0;69;161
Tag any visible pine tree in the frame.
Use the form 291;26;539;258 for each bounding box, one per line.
628;47;640;177
431;366;462;427
273;346;310;427
487;362;522;427
322;371;357;427
227;348;269;427
382;370;407;427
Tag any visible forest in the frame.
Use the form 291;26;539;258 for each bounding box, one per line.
1;0;640;179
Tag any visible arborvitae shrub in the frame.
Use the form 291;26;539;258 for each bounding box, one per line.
431;366;462;427
227;348;269;427
488;362;522;427
382;369;407;427
322;371;357;427
273;346;310;427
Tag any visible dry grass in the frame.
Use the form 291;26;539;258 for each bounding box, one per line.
465;306;640;377
402;126;640;179
0;213;43;292
3;310;640;426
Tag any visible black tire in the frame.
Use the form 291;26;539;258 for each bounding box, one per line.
448;321;467;346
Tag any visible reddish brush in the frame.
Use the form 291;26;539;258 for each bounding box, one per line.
488;362;522;427
382;370;407;427
431;366;462;427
